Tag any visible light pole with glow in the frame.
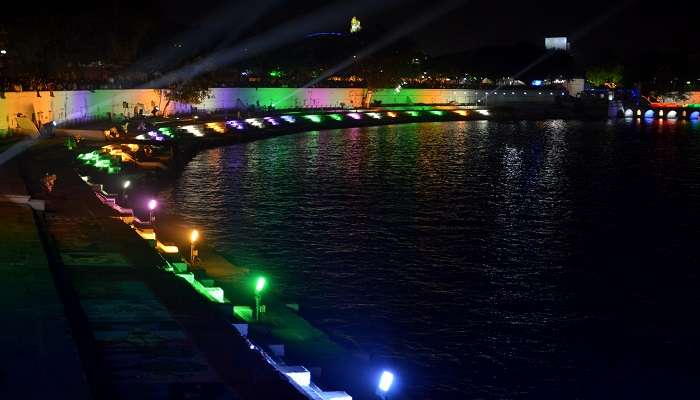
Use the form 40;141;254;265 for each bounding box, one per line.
122;180;130;200
190;229;199;265
148;199;157;225
254;277;266;321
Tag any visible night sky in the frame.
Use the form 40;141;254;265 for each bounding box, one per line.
160;0;697;57
2;0;697;61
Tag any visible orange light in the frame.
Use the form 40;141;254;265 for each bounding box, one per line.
650;102;680;108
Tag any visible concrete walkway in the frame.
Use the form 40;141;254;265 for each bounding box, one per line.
0;159;91;398
156;214;376;399
15;139;309;399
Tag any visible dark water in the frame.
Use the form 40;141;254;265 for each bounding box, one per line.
162;120;700;399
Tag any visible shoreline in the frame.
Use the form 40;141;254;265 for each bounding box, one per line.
14;109;611;399
13;139;319;399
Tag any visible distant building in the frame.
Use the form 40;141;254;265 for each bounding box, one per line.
350;17;362;33
545;37;570;51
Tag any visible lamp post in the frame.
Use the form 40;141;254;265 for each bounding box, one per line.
377;370;394;400
122;180;130;200
148;199;157;226
190;229;199;265
254;277;266;321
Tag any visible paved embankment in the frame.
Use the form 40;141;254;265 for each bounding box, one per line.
155;214;377;397
13;140;310;399
0;158;91;399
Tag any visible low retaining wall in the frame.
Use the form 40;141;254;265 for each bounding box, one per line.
0;87;576;134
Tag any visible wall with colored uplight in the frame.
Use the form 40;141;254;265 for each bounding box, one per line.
0;86;597;133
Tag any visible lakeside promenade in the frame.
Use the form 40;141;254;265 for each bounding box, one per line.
1;109;505;399
0;139;312;399
0;159;90;398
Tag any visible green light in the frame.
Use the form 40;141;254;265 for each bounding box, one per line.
269;70;283;78
407;111;420;117
77;151;99;161
304;115;322;123
688;104;700;108
429;110;444;116
158;127;174;137
255;277;266;293
328;114;343;121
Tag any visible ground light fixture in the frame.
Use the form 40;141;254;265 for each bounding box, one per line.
377;370;394;399
254;276;266;321
190;229;199;264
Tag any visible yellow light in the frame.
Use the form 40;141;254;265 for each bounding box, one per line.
206;122;226;134
190;229;199;243
157;241;179;254
134;227;156;240
454;110;468;116
387;112;397;118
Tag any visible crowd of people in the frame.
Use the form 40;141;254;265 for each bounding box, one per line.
0;74;150;94
0;69;545;95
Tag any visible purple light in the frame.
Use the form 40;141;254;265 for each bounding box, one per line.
226;120;245;130
263;117;279;126
148;199;157;211
347;112;362;120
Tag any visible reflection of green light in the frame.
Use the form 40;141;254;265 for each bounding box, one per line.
304;115;322;123
407;111;419;117
255;277;266;293
328;114;343;121
429;110;444;116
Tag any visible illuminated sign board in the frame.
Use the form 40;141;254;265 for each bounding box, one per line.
545;37;569;51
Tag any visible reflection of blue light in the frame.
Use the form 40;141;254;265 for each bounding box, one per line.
644;110;655;118
531;80;543;86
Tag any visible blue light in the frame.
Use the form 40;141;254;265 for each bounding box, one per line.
531;80;543;86
305;32;343;38
378;371;394;393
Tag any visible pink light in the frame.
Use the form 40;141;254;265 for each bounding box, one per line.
148;199;157;210
347;112;362;120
